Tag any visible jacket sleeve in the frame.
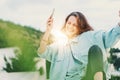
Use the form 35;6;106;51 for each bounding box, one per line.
102;24;120;48
37;42;58;62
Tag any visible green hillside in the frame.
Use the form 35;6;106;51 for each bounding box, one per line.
0;19;43;72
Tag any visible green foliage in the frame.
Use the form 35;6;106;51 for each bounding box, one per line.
0;19;43;72
3;48;37;72
39;67;44;75
110;76;120;80
109;48;120;54
46;61;51;79
108;48;120;64
3;56;13;72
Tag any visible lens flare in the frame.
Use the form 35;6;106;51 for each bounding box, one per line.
51;30;68;46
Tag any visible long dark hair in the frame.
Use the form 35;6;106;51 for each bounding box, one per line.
62;11;93;34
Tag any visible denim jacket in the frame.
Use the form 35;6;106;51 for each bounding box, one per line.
38;25;120;80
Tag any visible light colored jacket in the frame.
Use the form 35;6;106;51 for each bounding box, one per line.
38;25;120;80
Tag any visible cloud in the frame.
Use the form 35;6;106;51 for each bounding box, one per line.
0;0;7;6
0;0;120;31
6;0;52;10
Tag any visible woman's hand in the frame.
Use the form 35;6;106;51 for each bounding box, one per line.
38;15;54;54
46;8;55;32
46;15;54;32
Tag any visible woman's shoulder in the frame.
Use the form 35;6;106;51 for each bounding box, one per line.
83;30;104;35
80;30;105;40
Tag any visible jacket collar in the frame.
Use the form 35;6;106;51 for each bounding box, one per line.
68;35;79;43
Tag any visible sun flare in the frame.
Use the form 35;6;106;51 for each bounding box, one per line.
51;30;68;46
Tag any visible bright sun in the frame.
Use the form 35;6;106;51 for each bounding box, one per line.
51;30;68;46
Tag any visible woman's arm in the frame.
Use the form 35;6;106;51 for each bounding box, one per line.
103;11;120;48
103;25;120;48
38;15;54;54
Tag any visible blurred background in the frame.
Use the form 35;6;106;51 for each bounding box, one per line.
0;0;120;80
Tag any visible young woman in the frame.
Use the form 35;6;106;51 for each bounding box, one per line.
38;11;120;80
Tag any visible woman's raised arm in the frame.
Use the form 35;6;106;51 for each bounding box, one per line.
38;12;54;54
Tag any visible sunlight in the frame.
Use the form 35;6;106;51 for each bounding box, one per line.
51;30;68;46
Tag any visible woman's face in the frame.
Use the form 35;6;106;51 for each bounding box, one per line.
65;16;80;39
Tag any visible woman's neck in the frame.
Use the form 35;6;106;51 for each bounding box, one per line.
67;34;78;39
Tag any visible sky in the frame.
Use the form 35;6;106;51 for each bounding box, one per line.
0;0;120;47
0;0;120;31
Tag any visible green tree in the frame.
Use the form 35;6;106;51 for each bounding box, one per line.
0;19;43;72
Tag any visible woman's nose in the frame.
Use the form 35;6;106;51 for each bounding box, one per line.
68;24;73;28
